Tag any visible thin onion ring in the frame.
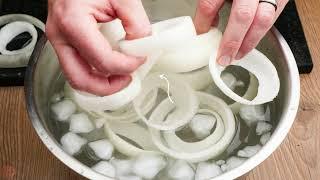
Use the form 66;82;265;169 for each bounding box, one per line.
209;49;280;105
163;109;225;153
149;92;235;163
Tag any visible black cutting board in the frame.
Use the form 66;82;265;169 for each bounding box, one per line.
0;0;313;86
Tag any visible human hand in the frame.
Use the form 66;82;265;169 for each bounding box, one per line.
46;0;151;96
194;0;288;66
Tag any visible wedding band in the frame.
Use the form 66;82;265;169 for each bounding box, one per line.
259;0;278;11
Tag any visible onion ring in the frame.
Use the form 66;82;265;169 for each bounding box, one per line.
175;66;212;90
99;19;125;50
154;28;222;73
119;16;197;56
64;74;142;111
149;92;235;162
163;109;225;153
209;49;280;105
133;72;199;131
94;89;158;123
229;74;259;114
0;14;44;68
104;121;159;157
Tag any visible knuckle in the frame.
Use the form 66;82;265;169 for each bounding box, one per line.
198;0;220;16
223;40;242;51
235;5;255;24
255;9;275;29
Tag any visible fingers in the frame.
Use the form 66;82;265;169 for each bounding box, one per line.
54;40;132;96
194;0;225;34
217;0;259;66
236;2;276;59
57;14;145;75
111;0;151;40
236;0;288;59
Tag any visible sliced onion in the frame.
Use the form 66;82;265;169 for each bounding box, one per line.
163;109;225;153
175;66;213;90
104;121;159;157
99;19;126;50
149;92;235;163
133;72;199;130
119;16;197;56
153;28;222;73
94;89;158;123
209;49;280;105
229;74;259;114
64;74;142;111
0;14;45;68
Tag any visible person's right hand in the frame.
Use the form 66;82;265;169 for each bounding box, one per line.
46;0;151;96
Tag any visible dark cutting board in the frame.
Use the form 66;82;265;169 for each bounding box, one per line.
0;0;313;86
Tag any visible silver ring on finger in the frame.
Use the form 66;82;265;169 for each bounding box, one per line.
259;0;278;11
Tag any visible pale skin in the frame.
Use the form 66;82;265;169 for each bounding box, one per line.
46;0;288;96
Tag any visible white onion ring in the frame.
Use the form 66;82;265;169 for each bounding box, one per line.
175;66;213;90
64;74;142;111
133;72;199;131
119;16;197;56
94;89;158;123
104;122;159;157
153;28;222;73
149;92;235;163
0;21;37;55
229;74;259;114
0;14;44;68
99;19;126;50
163;109;225;153
209;49;280;105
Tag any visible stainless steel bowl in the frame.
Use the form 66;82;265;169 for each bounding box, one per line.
25;1;300;179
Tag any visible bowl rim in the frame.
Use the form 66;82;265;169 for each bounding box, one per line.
24;27;300;180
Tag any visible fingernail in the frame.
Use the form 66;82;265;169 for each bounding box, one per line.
218;56;231;66
235;51;244;60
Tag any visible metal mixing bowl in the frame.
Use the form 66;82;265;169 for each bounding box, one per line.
24;1;300;179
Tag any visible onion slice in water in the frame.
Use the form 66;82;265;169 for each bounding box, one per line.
150;92;235;163
154;28;222;73
175;66;213;90
104;121;159;157
209;49;280;105
133;73;199;131
163;109;225;153
94;89;158;123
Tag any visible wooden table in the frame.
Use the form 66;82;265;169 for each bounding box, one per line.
1;0;319;179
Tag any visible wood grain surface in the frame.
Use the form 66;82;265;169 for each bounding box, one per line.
0;0;319;179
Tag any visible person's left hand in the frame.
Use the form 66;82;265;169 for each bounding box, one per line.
194;0;288;66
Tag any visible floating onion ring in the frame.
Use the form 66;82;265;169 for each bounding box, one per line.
149;92;235;163
175;66;213;90
93;89;158;123
153;28;222;73
0;14;44;68
209;49;280;105
104;122;159;157
64;74;142;111
119;16;197;56
229;74;259;114
133;73;199;131
163;109;225;153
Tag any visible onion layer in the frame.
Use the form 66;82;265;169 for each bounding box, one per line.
133;72;199;131
209;49;280;105
149;92;235;163
154;28;222;73
0;14;44;68
104;121;159;157
175;66;213;90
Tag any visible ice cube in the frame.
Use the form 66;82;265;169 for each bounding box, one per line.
195;162;222;180
260;132;271;145
167;160;194;180
256;122;272;135
118;175;142;180
92;161;116;177
189;114;216;139
88;139;114;160
221;156;246;172
237;145;262;158
69;113;95;133
132;154;166;179
240;105;265;126
60;132;87;155
110;158;133;176
51;100;76;121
